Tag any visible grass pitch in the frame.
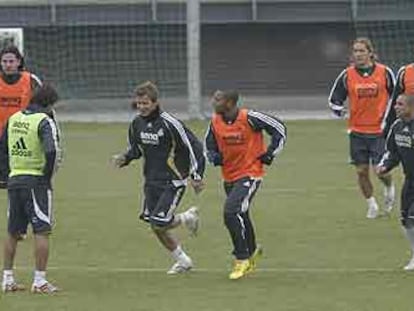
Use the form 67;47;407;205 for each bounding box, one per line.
0;119;413;311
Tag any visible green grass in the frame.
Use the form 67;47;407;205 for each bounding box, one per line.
0;119;413;311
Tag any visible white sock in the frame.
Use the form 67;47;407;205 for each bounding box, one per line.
2;270;14;284
366;197;378;207
177;211;191;225
176;213;185;224
385;184;395;196
171;246;191;265
33;270;47;286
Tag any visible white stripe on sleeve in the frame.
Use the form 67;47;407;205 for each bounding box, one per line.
161;112;199;178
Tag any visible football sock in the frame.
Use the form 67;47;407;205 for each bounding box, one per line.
385;184;395;195
177;211;190;224
34;270;47;286
171;246;191;265
2;270;14;283
366;197;377;207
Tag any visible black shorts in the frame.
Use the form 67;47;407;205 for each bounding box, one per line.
349;132;385;165
223;177;262;214
7;186;53;235
401;179;414;228
140;182;186;227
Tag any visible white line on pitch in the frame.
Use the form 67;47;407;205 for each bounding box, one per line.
14;266;401;273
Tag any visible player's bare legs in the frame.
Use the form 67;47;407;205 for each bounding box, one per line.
34;234;49;271
3;234;18;270
152;226;179;251
356;164;379;218
152;225;193;274
31;233;58;294
1;234;25;292
356;164;373;198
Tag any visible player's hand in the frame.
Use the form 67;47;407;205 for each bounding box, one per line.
329;102;345;119
191;179;205;194
111;153;128;168
258;152;274;165
376;165;388;176
331;108;345;118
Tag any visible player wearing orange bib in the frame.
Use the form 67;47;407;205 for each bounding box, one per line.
392;63;414;113
205;90;286;280
329;38;395;219
0;46;42;190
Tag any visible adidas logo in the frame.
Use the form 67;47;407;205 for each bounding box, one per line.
403;126;410;133
11;137;32;157
243;181;251;187
13;137;27;150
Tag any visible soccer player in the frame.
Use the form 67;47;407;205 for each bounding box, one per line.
205;90;286;280
112;81;205;274
0;45;42;135
377;94;414;270
392;60;414;108
329;37;395;219
0;84;61;293
0;46;43;240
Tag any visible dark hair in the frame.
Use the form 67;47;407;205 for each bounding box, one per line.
398;94;414;106
0;45;25;71
134;81;159;102
222;90;239;106
30;83;59;107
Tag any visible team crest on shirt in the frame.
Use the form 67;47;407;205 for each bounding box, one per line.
356;83;379;98
222;132;245;145
0;96;22;107
140;131;160;145
395;133;412;148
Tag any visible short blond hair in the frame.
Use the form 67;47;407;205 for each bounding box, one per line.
134;81;159;102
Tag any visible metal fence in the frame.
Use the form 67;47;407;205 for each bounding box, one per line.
0;0;412;120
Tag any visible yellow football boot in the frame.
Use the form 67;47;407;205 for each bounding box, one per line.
247;245;263;274
229;259;250;280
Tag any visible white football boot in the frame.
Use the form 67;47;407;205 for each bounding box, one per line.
182;207;199;236
403;257;414;271
31;281;59;294
167;258;193;275
366;203;379;219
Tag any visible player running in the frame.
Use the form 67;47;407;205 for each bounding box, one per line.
205;90;286;280
112;81;205;274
